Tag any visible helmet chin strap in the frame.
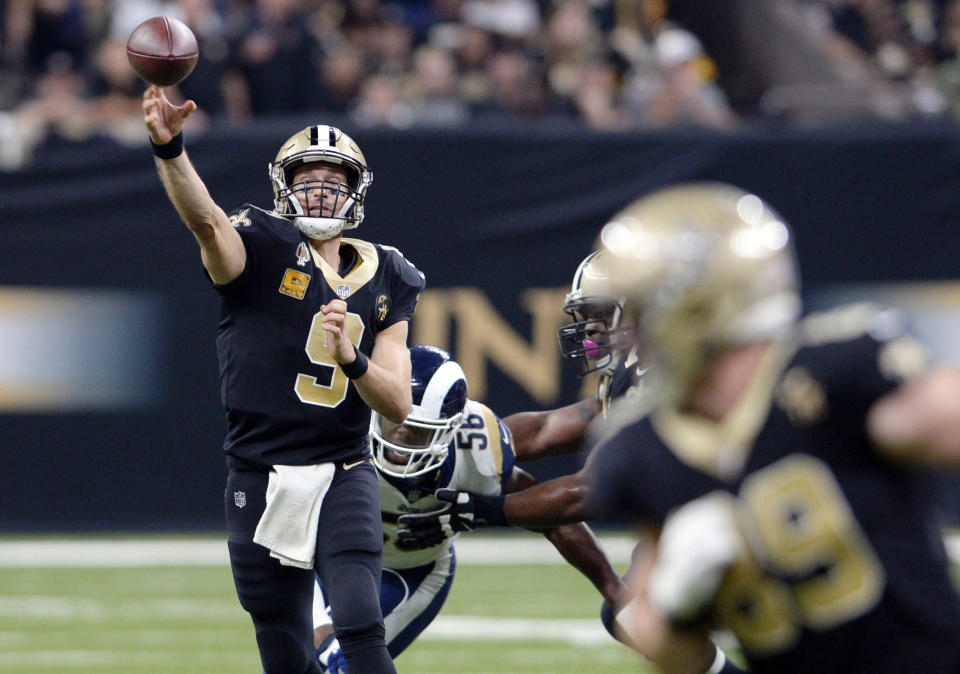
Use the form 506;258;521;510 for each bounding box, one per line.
293;215;344;240
287;193;357;240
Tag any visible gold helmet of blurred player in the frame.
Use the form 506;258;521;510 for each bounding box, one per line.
557;250;624;377
596;182;801;405
269;125;373;240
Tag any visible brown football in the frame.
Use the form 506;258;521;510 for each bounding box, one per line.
126;16;199;87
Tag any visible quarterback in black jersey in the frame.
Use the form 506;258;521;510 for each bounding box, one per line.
144;86;422;673
588;183;960;674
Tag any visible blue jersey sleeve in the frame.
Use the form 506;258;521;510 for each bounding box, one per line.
497;416;516;492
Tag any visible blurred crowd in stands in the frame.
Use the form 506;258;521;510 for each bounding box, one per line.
1;0;960;168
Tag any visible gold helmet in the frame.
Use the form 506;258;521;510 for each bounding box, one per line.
557;250;624;377
596;183;801;405
269;125;373;240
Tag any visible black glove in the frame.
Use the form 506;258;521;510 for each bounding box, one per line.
395;488;507;550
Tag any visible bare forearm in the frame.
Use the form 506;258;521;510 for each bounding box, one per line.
501;411;549;459
155;153;223;233
352;359;412;424
154;153;243;283
544;523;625;608
506;398;599;463
504;472;595;528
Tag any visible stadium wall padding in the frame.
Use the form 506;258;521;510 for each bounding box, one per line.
2;120;959;531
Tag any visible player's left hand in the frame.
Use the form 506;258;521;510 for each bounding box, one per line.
647;491;742;625
320;299;356;365
395;488;493;549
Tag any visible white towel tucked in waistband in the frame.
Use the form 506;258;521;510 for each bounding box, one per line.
253;463;335;569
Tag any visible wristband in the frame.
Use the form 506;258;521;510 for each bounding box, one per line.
151;132;184;159
473;493;509;527
707;647;727;674
339;349;369;379
708;645;747;674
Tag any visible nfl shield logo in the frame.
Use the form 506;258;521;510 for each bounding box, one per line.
234;490;246;508
337;284;350;298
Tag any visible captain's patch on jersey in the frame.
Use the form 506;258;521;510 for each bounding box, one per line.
279;268;311;299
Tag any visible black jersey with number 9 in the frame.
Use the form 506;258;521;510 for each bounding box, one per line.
213;205;425;469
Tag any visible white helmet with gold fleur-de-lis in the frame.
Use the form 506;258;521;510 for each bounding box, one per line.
596;183;801;405
557;250;625;377
269;125;373;240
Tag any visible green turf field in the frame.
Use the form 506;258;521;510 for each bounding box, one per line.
12;532;955;673
0;539;649;674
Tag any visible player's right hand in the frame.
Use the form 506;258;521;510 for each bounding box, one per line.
142;85;196;145
320;299;356;366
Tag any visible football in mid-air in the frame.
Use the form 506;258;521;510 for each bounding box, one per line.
126;16;199;87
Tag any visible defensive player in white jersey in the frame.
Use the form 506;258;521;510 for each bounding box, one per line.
312;345;624;671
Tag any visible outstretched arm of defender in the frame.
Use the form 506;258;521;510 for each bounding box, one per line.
504;397;601;462
506;467;624;609
396;470;597;550
142;85;245;284
502;470;597;528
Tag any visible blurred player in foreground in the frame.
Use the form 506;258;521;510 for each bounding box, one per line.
143;85;425;673
311;344;624;671
588;182;960;673
396;255;745;673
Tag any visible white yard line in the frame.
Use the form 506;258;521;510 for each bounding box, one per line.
419;616;613;646
0;533;957;568
0;535;639;568
419;617;736;652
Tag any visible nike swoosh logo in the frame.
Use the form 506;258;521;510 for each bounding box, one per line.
342;458;370;470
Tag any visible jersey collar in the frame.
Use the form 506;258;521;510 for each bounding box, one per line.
309;238;379;296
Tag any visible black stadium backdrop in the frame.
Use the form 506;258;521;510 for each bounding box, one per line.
2;119;959;531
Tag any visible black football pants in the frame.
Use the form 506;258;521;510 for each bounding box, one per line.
225;460;395;673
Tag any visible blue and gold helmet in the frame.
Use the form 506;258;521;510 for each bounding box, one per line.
371;345;468;478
